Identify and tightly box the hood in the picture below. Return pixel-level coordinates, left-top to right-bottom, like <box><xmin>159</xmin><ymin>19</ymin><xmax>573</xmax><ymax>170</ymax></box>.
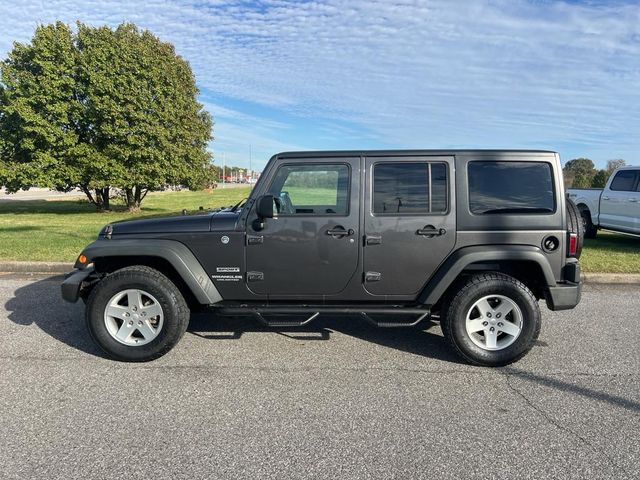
<box><xmin>101</xmin><ymin>210</ymin><xmax>240</xmax><ymax>236</ymax></box>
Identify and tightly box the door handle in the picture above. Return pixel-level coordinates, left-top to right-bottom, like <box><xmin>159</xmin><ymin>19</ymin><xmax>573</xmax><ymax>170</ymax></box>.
<box><xmin>602</xmin><ymin>196</ymin><xmax>610</xmax><ymax>200</ymax></box>
<box><xmin>417</xmin><ymin>226</ymin><xmax>446</xmax><ymax>237</ymax></box>
<box><xmin>365</xmin><ymin>235</ymin><xmax>382</xmax><ymax>245</ymax></box>
<box><xmin>326</xmin><ymin>227</ymin><xmax>355</xmax><ymax>237</ymax></box>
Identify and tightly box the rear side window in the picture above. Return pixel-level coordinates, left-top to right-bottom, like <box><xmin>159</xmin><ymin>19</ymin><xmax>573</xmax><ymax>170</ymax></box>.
<box><xmin>610</xmin><ymin>170</ymin><xmax>638</xmax><ymax>192</ymax></box>
<box><xmin>373</xmin><ymin>162</ymin><xmax>448</xmax><ymax>214</ymax></box>
<box><xmin>468</xmin><ymin>161</ymin><xmax>555</xmax><ymax>214</ymax></box>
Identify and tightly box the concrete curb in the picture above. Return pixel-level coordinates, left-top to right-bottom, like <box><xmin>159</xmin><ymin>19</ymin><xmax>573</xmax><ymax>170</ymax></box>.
<box><xmin>0</xmin><ymin>261</ymin><xmax>73</xmax><ymax>274</ymax></box>
<box><xmin>580</xmin><ymin>273</ymin><xmax>640</xmax><ymax>285</ymax></box>
<box><xmin>1</xmin><ymin>261</ymin><xmax>639</xmax><ymax>284</ymax></box>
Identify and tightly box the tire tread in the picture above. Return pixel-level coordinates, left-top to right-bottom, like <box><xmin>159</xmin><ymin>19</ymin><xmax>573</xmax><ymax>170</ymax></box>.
<box><xmin>441</xmin><ymin>272</ymin><xmax>541</xmax><ymax>367</ymax></box>
<box><xmin>86</xmin><ymin>265</ymin><xmax>189</xmax><ymax>362</ymax></box>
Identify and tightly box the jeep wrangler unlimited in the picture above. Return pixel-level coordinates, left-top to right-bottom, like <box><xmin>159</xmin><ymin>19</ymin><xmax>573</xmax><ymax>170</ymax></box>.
<box><xmin>62</xmin><ymin>150</ymin><xmax>582</xmax><ymax>366</ymax></box>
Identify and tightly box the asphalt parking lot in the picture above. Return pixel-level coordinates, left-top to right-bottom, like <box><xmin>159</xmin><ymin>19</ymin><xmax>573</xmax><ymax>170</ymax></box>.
<box><xmin>0</xmin><ymin>275</ymin><xmax>638</xmax><ymax>480</ymax></box>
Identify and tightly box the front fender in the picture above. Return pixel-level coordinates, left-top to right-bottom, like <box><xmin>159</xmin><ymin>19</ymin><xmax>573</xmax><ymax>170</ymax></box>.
<box><xmin>77</xmin><ymin>239</ymin><xmax>222</xmax><ymax>305</ymax></box>
<box><xmin>418</xmin><ymin>245</ymin><xmax>557</xmax><ymax>306</ymax></box>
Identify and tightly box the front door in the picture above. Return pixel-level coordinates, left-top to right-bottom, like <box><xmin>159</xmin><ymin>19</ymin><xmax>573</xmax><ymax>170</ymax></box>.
<box><xmin>363</xmin><ymin>156</ymin><xmax>456</xmax><ymax>296</ymax></box>
<box><xmin>245</xmin><ymin>158</ymin><xmax>360</xmax><ymax>296</ymax></box>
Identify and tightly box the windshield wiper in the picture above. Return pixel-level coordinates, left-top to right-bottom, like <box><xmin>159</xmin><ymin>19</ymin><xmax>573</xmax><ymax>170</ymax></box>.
<box><xmin>230</xmin><ymin>198</ymin><xmax>248</xmax><ymax>212</ymax></box>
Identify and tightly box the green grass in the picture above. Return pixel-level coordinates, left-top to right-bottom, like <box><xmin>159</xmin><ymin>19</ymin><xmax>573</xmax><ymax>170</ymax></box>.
<box><xmin>0</xmin><ymin>188</ymin><xmax>638</xmax><ymax>273</ymax></box>
<box><xmin>581</xmin><ymin>231</ymin><xmax>640</xmax><ymax>274</ymax></box>
<box><xmin>285</xmin><ymin>186</ymin><xmax>338</xmax><ymax>205</ymax></box>
<box><xmin>0</xmin><ymin>188</ymin><xmax>251</xmax><ymax>262</ymax></box>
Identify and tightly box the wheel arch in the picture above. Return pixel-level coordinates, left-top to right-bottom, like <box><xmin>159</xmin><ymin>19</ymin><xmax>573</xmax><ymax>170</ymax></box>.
<box><xmin>78</xmin><ymin>239</ymin><xmax>222</xmax><ymax>305</ymax></box>
<box><xmin>418</xmin><ymin>245</ymin><xmax>556</xmax><ymax>307</ymax></box>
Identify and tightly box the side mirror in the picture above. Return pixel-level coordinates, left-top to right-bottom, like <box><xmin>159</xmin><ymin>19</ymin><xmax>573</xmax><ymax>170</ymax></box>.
<box><xmin>256</xmin><ymin>194</ymin><xmax>276</xmax><ymax>219</ymax></box>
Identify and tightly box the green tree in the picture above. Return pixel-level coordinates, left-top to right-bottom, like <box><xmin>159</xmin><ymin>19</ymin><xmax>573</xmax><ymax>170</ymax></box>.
<box><xmin>572</xmin><ymin>173</ymin><xmax>593</xmax><ymax>188</ymax></box>
<box><xmin>591</xmin><ymin>169</ymin><xmax>609</xmax><ymax>188</ymax></box>
<box><xmin>0</xmin><ymin>22</ymin><xmax>212</xmax><ymax>210</ymax></box>
<box><xmin>563</xmin><ymin>158</ymin><xmax>595</xmax><ymax>188</ymax></box>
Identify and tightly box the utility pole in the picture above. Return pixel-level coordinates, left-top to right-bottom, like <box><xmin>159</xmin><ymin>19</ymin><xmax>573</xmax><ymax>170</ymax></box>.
<box><xmin>222</xmin><ymin>152</ymin><xmax>225</xmax><ymax>189</ymax></box>
<box><xmin>249</xmin><ymin>145</ymin><xmax>253</xmax><ymax>184</ymax></box>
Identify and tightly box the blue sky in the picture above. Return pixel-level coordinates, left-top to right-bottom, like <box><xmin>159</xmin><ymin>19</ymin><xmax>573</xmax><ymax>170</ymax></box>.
<box><xmin>1</xmin><ymin>0</ymin><xmax>638</xmax><ymax>170</ymax></box>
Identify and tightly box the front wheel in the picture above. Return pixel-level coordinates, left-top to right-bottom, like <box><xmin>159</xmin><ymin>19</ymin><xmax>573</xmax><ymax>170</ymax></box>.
<box><xmin>441</xmin><ymin>273</ymin><xmax>541</xmax><ymax>367</ymax></box>
<box><xmin>86</xmin><ymin>266</ymin><xmax>190</xmax><ymax>361</ymax></box>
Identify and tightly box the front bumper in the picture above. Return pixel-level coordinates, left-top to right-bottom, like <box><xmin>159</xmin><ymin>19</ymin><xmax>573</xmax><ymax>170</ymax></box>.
<box><xmin>545</xmin><ymin>281</ymin><xmax>582</xmax><ymax>311</ymax></box>
<box><xmin>61</xmin><ymin>266</ymin><xmax>96</xmax><ymax>303</ymax></box>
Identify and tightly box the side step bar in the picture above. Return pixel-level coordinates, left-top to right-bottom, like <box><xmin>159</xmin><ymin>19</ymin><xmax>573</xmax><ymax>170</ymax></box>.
<box><xmin>215</xmin><ymin>306</ymin><xmax>431</xmax><ymax>328</ymax></box>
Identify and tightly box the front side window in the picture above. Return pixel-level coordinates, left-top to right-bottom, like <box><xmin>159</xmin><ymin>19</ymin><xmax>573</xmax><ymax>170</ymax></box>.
<box><xmin>610</xmin><ymin>170</ymin><xmax>637</xmax><ymax>192</ymax></box>
<box><xmin>268</xmin><ymin>164</ymin><xmax>350</xmax><ymax>215</ymax></box>
<box><xmin>468</xmin><ymin>161</ymin><xmax>555</xmax><ymax>214</ymax></box>
<box><xmin>372</xmin><ymin>162</ymin><xmax>448</xmax><ymax>215</ymax></box>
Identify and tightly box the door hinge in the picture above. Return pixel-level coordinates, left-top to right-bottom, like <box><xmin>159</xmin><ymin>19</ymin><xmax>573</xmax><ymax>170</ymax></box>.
<box><xmin>247</xmin><ymin>271</ymin><xmax>264</xmax><ymax>282</ymax></box>
<box><xmin>364</xmin><ymin>271</ymin><xmax>382</xmax><ymax>282</ymax></box>
<box><xmin>247</xmin><ymin>235</ymin><xmax>264</xmax><ymax>245</ymax></box>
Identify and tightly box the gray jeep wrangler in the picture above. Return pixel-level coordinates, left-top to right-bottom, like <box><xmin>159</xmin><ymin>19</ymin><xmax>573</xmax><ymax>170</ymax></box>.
<box><xmin>62</xmin><ymin>150</ymin><xmax>582</xmax><ymax>366</ymax></box>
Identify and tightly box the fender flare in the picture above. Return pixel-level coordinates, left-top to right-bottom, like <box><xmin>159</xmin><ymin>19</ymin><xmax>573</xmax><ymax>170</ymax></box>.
<box><xmin>78</xmin><ymin>239</ymin><xmax>222</xmax><ymax>304</ymax></box>
<box><xmin>418</xmin><ymin>245</ymin><xmax>556</xmax><ymax>306</ymax></box>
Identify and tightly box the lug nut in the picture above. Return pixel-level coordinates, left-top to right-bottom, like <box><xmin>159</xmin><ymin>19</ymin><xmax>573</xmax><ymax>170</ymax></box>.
<box><xmin>487</xmin><ymin>313</ymin><xmax>492</xmax><ymax>318</ymax></box>
<box><xmin>128</xmin><ymin>321</ymin><xmax>133</xmax><ymax>326</ymax></box>
<box><xmin>498</xmin><ymin>322</ymin><xmax>503</xmax><ymax>327</ymax></box>
<box><xmin>132</xmin><ymin>306</ymin><xmax>137</xmax><ymax>312</ymax></box>
<box><xmin>124</xmin><ymin>312</ymin><xmax>130</xmax><ymax>317</ymax></box>
<box><xmin>496</xmin><ymin>313</ymin><xmax>502</xmax><ymax>318</ymax></box>
<box><xmin>482</xmin><ymin>321</ymin><xmax>488</xmax><ymax>326</ymax></box>
<box><xmin>138</xmin><ymin>321</ymin><xmax>142</xmax><ymax>326</ymax></box>
<box><xmin>489</xmin><ymin>326</ymin><xmax>495</xmax><ymax>332</ymax></box>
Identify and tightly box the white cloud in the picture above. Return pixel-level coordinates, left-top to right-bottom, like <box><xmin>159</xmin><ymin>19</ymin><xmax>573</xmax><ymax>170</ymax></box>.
<box><xmin>1</xmin><ymin>0</ymin><xmax>638</xmax><ymax>166</ymax></box>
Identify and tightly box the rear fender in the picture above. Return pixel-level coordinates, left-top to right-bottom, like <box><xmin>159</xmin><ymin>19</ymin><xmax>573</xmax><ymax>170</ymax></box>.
<box><xmin>418</xmin><ymin>245</ymin><xmax>556</xmax><ymax>306</ymax></box>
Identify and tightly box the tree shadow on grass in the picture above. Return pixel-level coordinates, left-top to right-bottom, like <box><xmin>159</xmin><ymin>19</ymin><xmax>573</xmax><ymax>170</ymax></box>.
<box><xmin>0</xmin><ymin>199</ymin><xmax>164</xmax><ymax>215</ymax></box>
<box><xmin>0</xmin><ymin>225</ymin><xmax>44</xmax><ymax>233</ymax></box>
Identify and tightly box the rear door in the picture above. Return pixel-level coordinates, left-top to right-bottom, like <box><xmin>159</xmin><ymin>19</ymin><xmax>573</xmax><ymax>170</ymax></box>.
<box><xmin>363</xmin><ymin>156</ymin><xmax>456</xmax><ymax>296</ymax></box>
<box><xmin>600</xmin><ymin>169</ymin><xmax>639</xmax><ymax>232</ymax></box>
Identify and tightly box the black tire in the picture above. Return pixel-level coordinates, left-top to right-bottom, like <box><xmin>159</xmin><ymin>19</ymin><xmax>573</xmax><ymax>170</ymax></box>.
<box><xmin>579</xmin><ymin>207</ymin><xmax>598</xmax><ymax>239</ymax></box>
<box><xmin>441</xmin><ymin>273</ymin><xmax>541</xmax><ymax>367</ymax></box>
<box><xmin>86</xmin><ymin>266</ymin><xmax>190</xmax><ymax>362</ymax></box>
<box><xmin>566</xmin><ymin>198</ymin><xmax>584</xmax><ymax>258</ymax></box>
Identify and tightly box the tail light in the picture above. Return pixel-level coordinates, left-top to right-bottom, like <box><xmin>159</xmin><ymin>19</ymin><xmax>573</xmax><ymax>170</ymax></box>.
<box><xmin>568</xmin><ymin>233</ymin><xmax>578</xmax><ymax>257</ymax></box>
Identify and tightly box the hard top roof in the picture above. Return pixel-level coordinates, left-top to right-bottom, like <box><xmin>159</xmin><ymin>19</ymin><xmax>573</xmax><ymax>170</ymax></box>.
<box><xmin>275</xmin><ymin>149</ymin><xmax>558</xmax><ymax>159</ymax></box>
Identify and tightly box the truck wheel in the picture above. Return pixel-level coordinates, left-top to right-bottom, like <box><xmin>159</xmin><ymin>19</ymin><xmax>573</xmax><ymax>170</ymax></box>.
<box><xmin>85</xmin><ymin>266</ymin><xmax>190</xmax><ymax>362</ymax></box>
<box><xmin>566</xmin><ymin>198</ymin><xmax>584</xmax><ymax>257</ymax></box>
<box><xmin>580</xmin><ymin>208</ymin><xmax>598</xmax><ymax>239</ymax></box>
<box><xmin>441</xmin><ymin>273</ymin><xmax>541</xmax><ymax>367</ymax></box>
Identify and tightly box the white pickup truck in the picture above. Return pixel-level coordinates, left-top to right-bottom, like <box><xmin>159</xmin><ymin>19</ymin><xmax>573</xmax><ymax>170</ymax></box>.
<box><xmin>567</xmin><ymin>166</ymin><xmax>640</xmax><ymax>238</ymax></box>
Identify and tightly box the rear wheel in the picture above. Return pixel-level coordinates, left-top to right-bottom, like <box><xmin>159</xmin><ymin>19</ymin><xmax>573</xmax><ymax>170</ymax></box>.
<box><xmin>580</xmin><ymin>208</ymin><xmax>598</xmax><ymax>239</ymax></box>
<box><xmin>441</xmin><ymin>273</ymin><xmax>541</xmax><ymax>367</ymax></box>
<box><xmin>86</xmin><ymin>266</ymin><xmax>190</xmax><ymax>361</ymax></box>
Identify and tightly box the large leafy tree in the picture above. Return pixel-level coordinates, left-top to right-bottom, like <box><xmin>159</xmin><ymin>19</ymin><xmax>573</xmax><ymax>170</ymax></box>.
<box><xmin>563</xmin><ymin>158</ymin><xmax>596</xmax><ymax>189</ymax></box>
<box><xmin>0</xmin><ymin>22</ymin><xmax>212</xmax><ymax>210</ymax></box>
